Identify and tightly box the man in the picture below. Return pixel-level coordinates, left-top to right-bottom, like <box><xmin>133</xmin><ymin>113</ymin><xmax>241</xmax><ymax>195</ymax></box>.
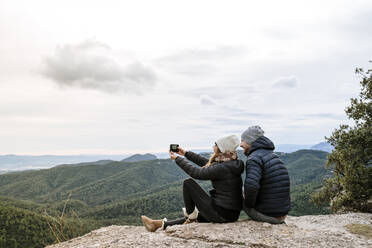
<box><xmin>240</xmin><ymin>125</ymin><xmax>290</xmax><ymax>224</ymax></box>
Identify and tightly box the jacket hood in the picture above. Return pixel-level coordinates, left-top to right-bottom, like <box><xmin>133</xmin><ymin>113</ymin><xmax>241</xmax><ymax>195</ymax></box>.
<box><xmin>248</xmin><ymin>136</ymin><xmax>275</xmax><ymax>155</ymax></box>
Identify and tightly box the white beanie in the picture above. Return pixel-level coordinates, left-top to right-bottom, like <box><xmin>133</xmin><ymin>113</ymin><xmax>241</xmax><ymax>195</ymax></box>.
<box><xmin>215</xmin><ymin>135</ymin><xmax>240</xmax><ymax>153</ymax></box>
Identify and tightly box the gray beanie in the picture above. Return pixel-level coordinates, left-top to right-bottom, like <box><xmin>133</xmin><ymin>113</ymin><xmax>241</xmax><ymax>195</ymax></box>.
<box><xmin>241</xmin><ymin>125</ymin><xmax>265</xmax><ymax>144</ymax></box>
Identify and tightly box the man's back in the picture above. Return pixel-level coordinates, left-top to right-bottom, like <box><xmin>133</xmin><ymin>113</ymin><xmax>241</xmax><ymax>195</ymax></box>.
<box><xmin>244</xmin><ymin>136</ymin><xmax>291</xmax><ymax>217</ymax></box>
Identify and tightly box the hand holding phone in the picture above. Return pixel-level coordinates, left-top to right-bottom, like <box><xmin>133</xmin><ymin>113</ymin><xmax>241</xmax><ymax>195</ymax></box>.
<box><xmin>170</xmin><ymin>144</ymin><xmax>179</xmax><ymax>152</ymax></box>
<box><xmin>176</xmin><ymin>147</ymin><xmax>186</xmax><ymax>156</ymax></box>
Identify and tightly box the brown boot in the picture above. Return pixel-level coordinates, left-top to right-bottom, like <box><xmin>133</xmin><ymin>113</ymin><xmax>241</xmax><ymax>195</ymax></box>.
<box><xmin>141</xmin><ymin>215</ymin><xmax>165</xmax><ymax>232</ymax></box>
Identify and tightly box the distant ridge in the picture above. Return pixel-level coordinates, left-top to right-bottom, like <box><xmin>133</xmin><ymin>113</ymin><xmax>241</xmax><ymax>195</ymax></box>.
<box><xmin>56</xmin><ymin>159</ymin><xmax>114</xmax><ymax>168</ymax></box>
<box><xmin>121</xmin><ymin>153</ymin><xmax>157</xmax><ymax>162</ymax></box>
<box><xmin>0</xmin><ymin>154</ymin><xmax>128</xmax><ymax>172</ymax></box>
<box><xmin>275</xmin><ymin>144</ymin><xmax>313</xmax><ymax>153</ymax></box>
<box><xmin>0</xmin><ymin>141</ymin><xmax>333</xmax><ymax>172</ymax></box>
<box><xmin>310</xmin><ymin>142</ymin><xmax>334</xmax><ymax>153</ymax></box>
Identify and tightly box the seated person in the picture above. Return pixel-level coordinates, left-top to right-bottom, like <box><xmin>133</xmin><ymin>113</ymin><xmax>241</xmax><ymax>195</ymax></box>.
<box><xmin>141</xmin><ymin>135</ymin><xmax>244</xmax><ymax>231</ymax></box>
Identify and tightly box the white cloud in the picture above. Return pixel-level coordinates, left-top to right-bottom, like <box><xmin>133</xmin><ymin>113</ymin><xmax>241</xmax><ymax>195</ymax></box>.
<box><xmin>272</xmin><ymin>76</ymin><xmax>298</xmax><ymax>88</ymax></box>
<box><xmin>41</xmin><ymin>40</ymin><xmax>157</xmax><ymax>94</ymax></box>
<box><xmin>153</xmin><ymin>45</ymin><xmax>248</xmax><ymax>77</ymax></box>
<box><xmin>200</xmin><ymin>94</ymin><xmax>217</xmax><ymax>106</ymax></box>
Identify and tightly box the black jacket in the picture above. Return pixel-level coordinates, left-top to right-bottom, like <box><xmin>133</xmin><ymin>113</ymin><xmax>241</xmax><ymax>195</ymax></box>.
<box><xmin>175</xmin><ymin>151</ymin><xmax>244</xmax><ymax>211</ymax></box>
<box><xmin>244</xmin><ymin>136</ymin><xmax>291</xmax><ymax>217</ymax></box>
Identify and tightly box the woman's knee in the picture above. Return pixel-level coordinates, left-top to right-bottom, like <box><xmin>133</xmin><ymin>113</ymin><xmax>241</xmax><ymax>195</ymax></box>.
<box><xmin>183</xmin><ymin>178</ymin><xmax>197</xmax><ymax>188</ymax></box>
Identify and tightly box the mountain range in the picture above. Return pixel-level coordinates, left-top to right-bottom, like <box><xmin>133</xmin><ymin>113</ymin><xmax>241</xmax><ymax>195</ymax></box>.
<box><xmin>0</xmin><ymin>142</ymin><xmax>333</xmax><ymax>173</ymax></box>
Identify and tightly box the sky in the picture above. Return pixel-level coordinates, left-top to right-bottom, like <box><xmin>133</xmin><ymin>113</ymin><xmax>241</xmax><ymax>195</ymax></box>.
<box><xmin>1</xmin><ymin>0</ymin><xmax>371</xmax><ymax>155</ymax></box>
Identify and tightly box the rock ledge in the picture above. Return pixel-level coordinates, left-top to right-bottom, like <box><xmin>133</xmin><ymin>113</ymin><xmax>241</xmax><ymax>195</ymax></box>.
<box><xmin>47</xmin><ymin>213</ymin><xmax>372</xmax><ymax>248</ymax></box>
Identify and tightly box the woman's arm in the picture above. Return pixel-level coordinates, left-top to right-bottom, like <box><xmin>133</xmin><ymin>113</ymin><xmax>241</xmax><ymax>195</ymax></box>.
<box><xmin>176</xmin><ymin>147</ymin><xmax>209</xmax><ymax>167</ymax></box>
<box><xmin>174</xmin><ymin>156</ymin><xmax>223</xmax><ymax>180</ymax></box>
<box><xmin>184</xmin><ymin>151</ymin><xmax>209</xmax><ymax>167</ymax></box>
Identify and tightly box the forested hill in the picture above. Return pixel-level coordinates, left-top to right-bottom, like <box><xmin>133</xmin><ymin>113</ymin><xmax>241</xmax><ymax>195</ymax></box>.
<box><xmin>0</xmin><ymin>149</ymin><xmax>331</xmax><ymax>248</ymax></box>
<box><xmin>0</xmin><ymin>150</ymin><xmax>330</xmax><ymax>204</ymax></box>
<box><xmin>0</xmin><ymin>159</ymin><xmax>185</xmax><ymax>205</ymax></box>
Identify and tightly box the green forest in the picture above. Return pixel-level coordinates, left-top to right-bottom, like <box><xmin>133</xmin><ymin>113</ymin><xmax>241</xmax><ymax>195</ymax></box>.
<box><xmin>0</xmin><ymin>149</ymin><xmax>332</xmax><ymax>248</ymax></box>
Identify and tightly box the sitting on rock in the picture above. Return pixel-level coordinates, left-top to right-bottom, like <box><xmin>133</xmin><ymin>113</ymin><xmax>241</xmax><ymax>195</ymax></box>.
<box><xmin>240</xmin><ymin>125</ymin><xmax>291</xmax><ymax>224</ymax></box>
<box><xmin>141</xmin><ymin>135</ymin><xmax>244</xmax><ymax>232</ymax></box>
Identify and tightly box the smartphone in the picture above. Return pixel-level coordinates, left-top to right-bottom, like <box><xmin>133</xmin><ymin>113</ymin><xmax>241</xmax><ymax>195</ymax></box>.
<box><xmin>170</xmin><ymin>144</ymin><xmax>179</xmax><ymax>152</ymax></box>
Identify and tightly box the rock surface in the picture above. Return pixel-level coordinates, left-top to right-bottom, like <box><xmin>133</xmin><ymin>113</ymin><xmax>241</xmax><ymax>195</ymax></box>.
<box><xmin>47</xmin><ymin>213</ymin><xmax>372</xmax><ymax>248</ymax></box>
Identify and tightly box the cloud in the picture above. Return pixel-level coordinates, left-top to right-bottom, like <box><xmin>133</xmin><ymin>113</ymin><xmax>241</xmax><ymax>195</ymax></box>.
<box><xmin>154</xmin><ymin>45</ymin><xmax>248</xmax><ymax>76</ymax></box>
<box><xmin>304</xmin><ymin>113</ymin><xmax>346</xmax><ymax>120</ymax></box>
<box><xmin>228</xmin><ymin>110</ymin><xmax>281</xmax><ymax>119</ymax></box>
<box><xmin>338</xmin><ymin>8</ymin><xmax>372</xmax><ymax>40</ymax></box>
<box><xmin>186</xmin><ymin>86</ymin><xmax>257</xmax><ymax>99</ymax></box>
<box><xmin>272</xmin><ymin>76</ymin><xmax>298</xmax><ymax>88</ymax></box>
<box><xmin>200</xmin><ymin>94</ymin><xmax>216</xmax><ymax>105</ymax></box>
<box><xmin>159</xmin><ymin>45</ymin><xmax>248</xmax><ymax>62</ymax></box>
<box><xmin>261</xmin><ymin>27</ymin><xmax>296</xmax><ymax>40</ymax></box>
<box><xmin>41</xmin><ymin>40</ymin><xmax>157</xmax><ymax>94</ymax></box>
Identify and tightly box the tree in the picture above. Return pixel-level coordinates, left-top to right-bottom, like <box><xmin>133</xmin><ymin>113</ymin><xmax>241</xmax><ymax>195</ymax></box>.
<box><xmin>312</xmin><ymin>63</ymin><xmax>372</xmax><ymax>213</ymax></box>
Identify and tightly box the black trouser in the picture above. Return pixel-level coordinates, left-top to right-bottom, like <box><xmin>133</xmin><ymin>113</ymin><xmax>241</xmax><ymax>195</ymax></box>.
<box><xmin>242</xmin><ymin>205</ymin><xmax>285</xmax><ymax>224</ymax></box>
<box><xmin>164</xmin><ymin>178</ymin><xmax>228</xmax><ymax>229</ymax></box>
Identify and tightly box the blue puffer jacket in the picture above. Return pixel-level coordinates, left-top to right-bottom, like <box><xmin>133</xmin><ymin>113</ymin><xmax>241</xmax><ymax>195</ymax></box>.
<box><xmin>244</xmin><ymin>136</ymin><xmax>291</xmax><ymax>217</ymax></box>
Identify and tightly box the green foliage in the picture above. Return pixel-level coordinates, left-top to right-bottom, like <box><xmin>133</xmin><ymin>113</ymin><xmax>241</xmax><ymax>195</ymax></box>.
<box><xmin>280</xmin><ymin>150</ymin><xmax>331</xmax><ymax>186</ymax></box>
<box><xmin>0</xmin><ymin>159</ymin><xmax>186</xmax><ymax>205</ymax></box>
<box><xmin>312</xmin><ymin>64</ymin><xmax>372</xmax><ymax>213</ymax></box>
<box><xmin>290</xmin><ymin>182</ymin><xmax>331</xmax><ymax>216</ymax></box>
<box><xmin>0</xmin><ymin>203</ymin><xmax>95</xmax><ymax>248</ymax></box>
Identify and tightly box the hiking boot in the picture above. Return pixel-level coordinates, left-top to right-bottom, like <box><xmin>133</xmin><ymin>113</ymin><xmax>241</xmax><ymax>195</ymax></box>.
<box><xmin>141</xmin><ymin>215</ymin><xmax>166</xmax><ymax>232</ymax></box>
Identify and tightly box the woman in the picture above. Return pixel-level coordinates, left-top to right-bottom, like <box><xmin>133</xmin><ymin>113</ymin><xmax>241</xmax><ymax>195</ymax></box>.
<box><xmin>141</xmin><ymin>134</ymin><xmax>244</xmax><ymax>232</ymax></box>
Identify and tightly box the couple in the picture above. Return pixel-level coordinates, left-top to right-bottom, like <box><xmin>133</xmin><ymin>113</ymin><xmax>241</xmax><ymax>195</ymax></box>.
<box><xmin>141</xmin><ymin>125</ymin><xmax>291</xmax><ymax>232</ymax></box>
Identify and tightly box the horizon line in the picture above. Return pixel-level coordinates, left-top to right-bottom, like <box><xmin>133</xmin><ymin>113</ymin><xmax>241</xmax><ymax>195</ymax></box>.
<box><xmin>0</xmin><ymin>143</ymin><xmax>323</xmax><ymax>156</ymax></box>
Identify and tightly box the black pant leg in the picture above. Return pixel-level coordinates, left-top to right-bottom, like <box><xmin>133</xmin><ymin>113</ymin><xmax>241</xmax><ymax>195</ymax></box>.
<box><xmin>163</xmin><ymin>217</ymin><xmax>186</xmax><ymax>229</ymax></box>
<box><xmin>182</xmin><ymin>178</ymin><xmax>226</xmax><ymax>223</ymax></box>
<box><xmin>183</xmin><ymin>178</ymin><xmax>200</xmax><ymax>214</ymax></box>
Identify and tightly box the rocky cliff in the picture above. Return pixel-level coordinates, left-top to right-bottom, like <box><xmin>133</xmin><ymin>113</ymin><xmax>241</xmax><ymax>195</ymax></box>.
<box><xmin>47</xmin><ymin>213</ymin><xmax>372</xmax><ymax>248</ymax></box>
